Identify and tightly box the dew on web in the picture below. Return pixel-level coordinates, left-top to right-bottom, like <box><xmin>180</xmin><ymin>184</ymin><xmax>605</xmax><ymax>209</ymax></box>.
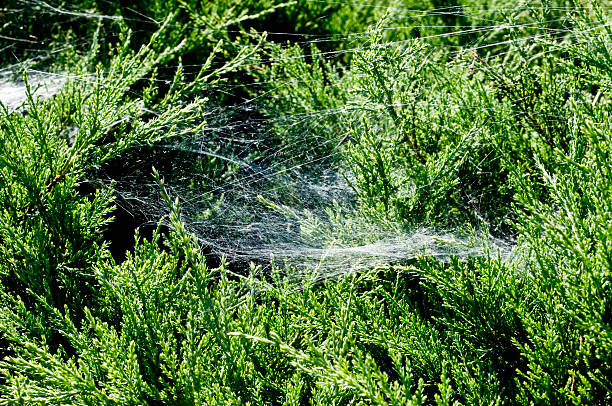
<box><xmin>1</xmin><ymin>0</ymin><xmax>559</xmax><ymax>282</ymax></box>
<box><xmin>0</xmin><ymin>71</ymin><xmax>66</xmax><ymax>112</ymax></box>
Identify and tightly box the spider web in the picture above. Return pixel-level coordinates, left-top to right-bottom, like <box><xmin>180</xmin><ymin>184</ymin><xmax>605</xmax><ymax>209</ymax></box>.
<box><xmin>1</xmin><ymin>0</ymin><xmax>584</xmax><ymax>277</ymax></box>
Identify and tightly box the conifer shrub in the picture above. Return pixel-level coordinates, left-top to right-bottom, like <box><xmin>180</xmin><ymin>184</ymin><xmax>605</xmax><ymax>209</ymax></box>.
<box><xmin>0</xmin><ymin>1</ymin><xmax>610</xmax><ymax>405</ymax></box>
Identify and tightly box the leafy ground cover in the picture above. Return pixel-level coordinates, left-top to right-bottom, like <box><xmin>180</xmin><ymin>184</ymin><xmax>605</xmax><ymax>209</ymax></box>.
<box><xmin>0</xmin><ymin>0</ymin><xmax>610</xmax><ymax>404</ymax></box>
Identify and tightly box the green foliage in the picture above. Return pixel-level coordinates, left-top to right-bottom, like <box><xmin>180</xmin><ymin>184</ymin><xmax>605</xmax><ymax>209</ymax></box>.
<box><xmin>0</xmin><ymin>0</ymin><xmax>611</xmax><ymax>405</ymax></box>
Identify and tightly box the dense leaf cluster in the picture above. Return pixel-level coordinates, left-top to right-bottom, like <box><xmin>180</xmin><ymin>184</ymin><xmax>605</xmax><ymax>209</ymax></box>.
<box><xmin>0</xmin><ymin>1</ymin><xmax>610</xmax><ymax>404</ymax></box>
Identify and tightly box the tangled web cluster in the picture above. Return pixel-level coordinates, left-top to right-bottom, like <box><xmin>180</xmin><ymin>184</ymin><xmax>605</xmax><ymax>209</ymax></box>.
<box><xmin>0</xmin><ymin>70</ymin><xmax>65</xmax><ymax>112</ymax></box>
<box><xmin>101</xmin><ymin>99</ymin><xmax>517</xmax><ymax>278</ymax></box>
<box><xmin>0</xmin><ymin>0</ymin><xmax>534</xmax><ymax>280</ymax></box>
